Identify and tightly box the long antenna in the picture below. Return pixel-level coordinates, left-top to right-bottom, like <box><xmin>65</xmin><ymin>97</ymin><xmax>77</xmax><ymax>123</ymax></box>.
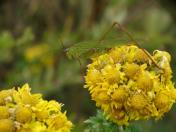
<box><xmin>99</xmin><ymin>22</ymin><xmax>118</xmax><ymax>42</ymax></box>
<box><xmin>113</xmin><ymin>22</ymin><xmax>163</xmax><ymax>70</ymax></box>
<box><xmin>58</xmin><ymin>38</ymin><xmax>65</xmax><ymax>51</ymax></box>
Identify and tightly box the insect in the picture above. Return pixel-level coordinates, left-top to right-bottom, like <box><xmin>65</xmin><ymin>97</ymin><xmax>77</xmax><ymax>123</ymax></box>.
<box><xmin>65</xmin><ymin>21</ymin><xmax>163</xmax><ymax>71</ymax></box>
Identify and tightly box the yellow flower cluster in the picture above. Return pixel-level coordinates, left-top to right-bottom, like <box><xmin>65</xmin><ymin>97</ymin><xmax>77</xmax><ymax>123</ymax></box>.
<box><xmin>25</xmin><ymin>44</ymin><xmax>54</xmax><ymax>67</ymax></box>
<box><xmin>85</xmin><ymin>45</ymin><xmax>176</xmax><ymax>125</ymax></box>
<box><xmin>0</xmin><ymin>84</ymin><xmax>72</xmax><ymax>132</ymax></box>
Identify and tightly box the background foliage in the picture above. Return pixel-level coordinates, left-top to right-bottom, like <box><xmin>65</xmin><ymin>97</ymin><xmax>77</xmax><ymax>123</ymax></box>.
<box><xmin>0</xmin><ymin>0</ymin><xmax>176</xmax><ymax>131</ymax></box>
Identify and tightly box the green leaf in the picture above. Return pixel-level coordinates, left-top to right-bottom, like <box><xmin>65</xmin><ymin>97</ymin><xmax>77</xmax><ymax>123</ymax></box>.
<box><xmin>84</xmin><ymin>110</ymin><xmax>119</xmax><ymax>132</ymax></box>
<box><xmin>124</xmin><ymin>124</ymin><xmax>141</xmax><ymax>132</ymax></box>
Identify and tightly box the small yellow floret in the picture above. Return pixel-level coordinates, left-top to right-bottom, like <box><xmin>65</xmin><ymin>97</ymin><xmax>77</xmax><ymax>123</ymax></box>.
<box><xmin>0</xmin><ymin>89</ymin><xmax>14</xmax><ymax>105</ymax></box>
<box><xmin>137</xmin><ymin>72</ymin><xmax>153</xmax><ymax>91</ymax></box>
<box><xmin>154</xmin><ymin>93</ymin><xmax>170</xmax><ymax>110</ymax></box>
<box><xmin>129</xmin><ymin>94</ymin><xmax>147</xmax><ymax>110</ymax></box>
<box><xmin>35</xmin><ymin>110</ymin><xmax>49</xmax><ymax>121</ymax></box>
<box><xmin>0</xmin><ymin>106</ymin><xmax>10</xmax><ymax>119</ymax></box>
<box><xmin>111</xmin><ymin>87</ymin><xmax>128</xmax><ymax>102</ymax></box>
<box><xmin>124</xmin><ymin>63</ymin><xmax>140</xmax><ymax>79</ymax></box>
<box><xmin>15</xmin><ymin>106</ymin><xmax>32</xmax><ymax>123</ymax></box>
<box><xmin>0</xmin><ymin>119</ymin><xmax>14</xmax><ymax>132</ymax></box>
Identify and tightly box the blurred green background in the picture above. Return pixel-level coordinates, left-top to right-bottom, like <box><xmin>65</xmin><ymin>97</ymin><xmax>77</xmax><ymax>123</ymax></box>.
<box><xmin>0</xmin><ymin>0</ymin><xmax>176</xmax><ymax>131</ymax></box>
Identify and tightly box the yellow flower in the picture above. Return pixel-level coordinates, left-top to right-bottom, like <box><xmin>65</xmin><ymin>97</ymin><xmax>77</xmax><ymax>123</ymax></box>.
<box><xmin>0</xmin><ymin>106</ymin><xmax>10</xmax><ymax>119</ymax></box>
<box><xmin>137</xmin><ymin>71</ymin><xmax>153</xmax><ymax>91</ymax></box>
<box><xmin>128</xmin><ymin>94</ymin><xmax>147</xmax><ymax>110</ymax></box>
<box><xmin>47</xmin><ymin>113</ymin><xmax>73</xmax><ymax>132</ymax></box>
<box><xmin>102</xmin><ymin>65</ymin><xmax>121</xmax><ymax>84</ymax></box>
<box><xmin>123</xmin><ymin>63</ymin><xmax>140</xmax><ymax>79</ymax></box>
<box><xmin>154</xmin><ymin>90</ymin><xmax>174</xmax><ymax>116</ymax></box>
<box><xmin>24</xmin><ymin>44</ymin><xmax>54</xmax><ymax>67</ymax></box>
<box><xmin>0</xmin><ymin>119</ymin><xmax>14</xmax><ymax>132</ymax></box>
<box><xmin>15</xmin><ymin>106</ymin><xmax>32</xmax><ymax>123</ymax></box>
<box><xmin>111</xmin><ymin>86</ymin><xmax>128</xmax><ymax>103</ymax></box>
<box><xmin>24</xmin><ymin>44</ymin><xmax>49</xmax><ymax>62</ymax></box>
<box><xmin>13</xmin><ymin>84</ymin><xmax>41</xmax><ymax>106</ymax></box>
<box><xmin>0</xmin><ymin>89</ymin><xmax>14</xmax><ymax>105</ymax></box>
<box><xmin>17</xmin><ymin>121</ymin><xmax>46</xmax><ymax>132</ymax></box>
<box><xmin>85</xmin><ymin>45</ymin><xmax>176</xmax><ymax>125</ymax></box>
<box><xmin>34</xmin><ymin>100</ymin><xmax>61</xmax><ymax>121</ymax></box>
<box><xmin>0</xmin><ymin>84</ymin><xmax>72</xmax><ymax>131</ymax></box>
